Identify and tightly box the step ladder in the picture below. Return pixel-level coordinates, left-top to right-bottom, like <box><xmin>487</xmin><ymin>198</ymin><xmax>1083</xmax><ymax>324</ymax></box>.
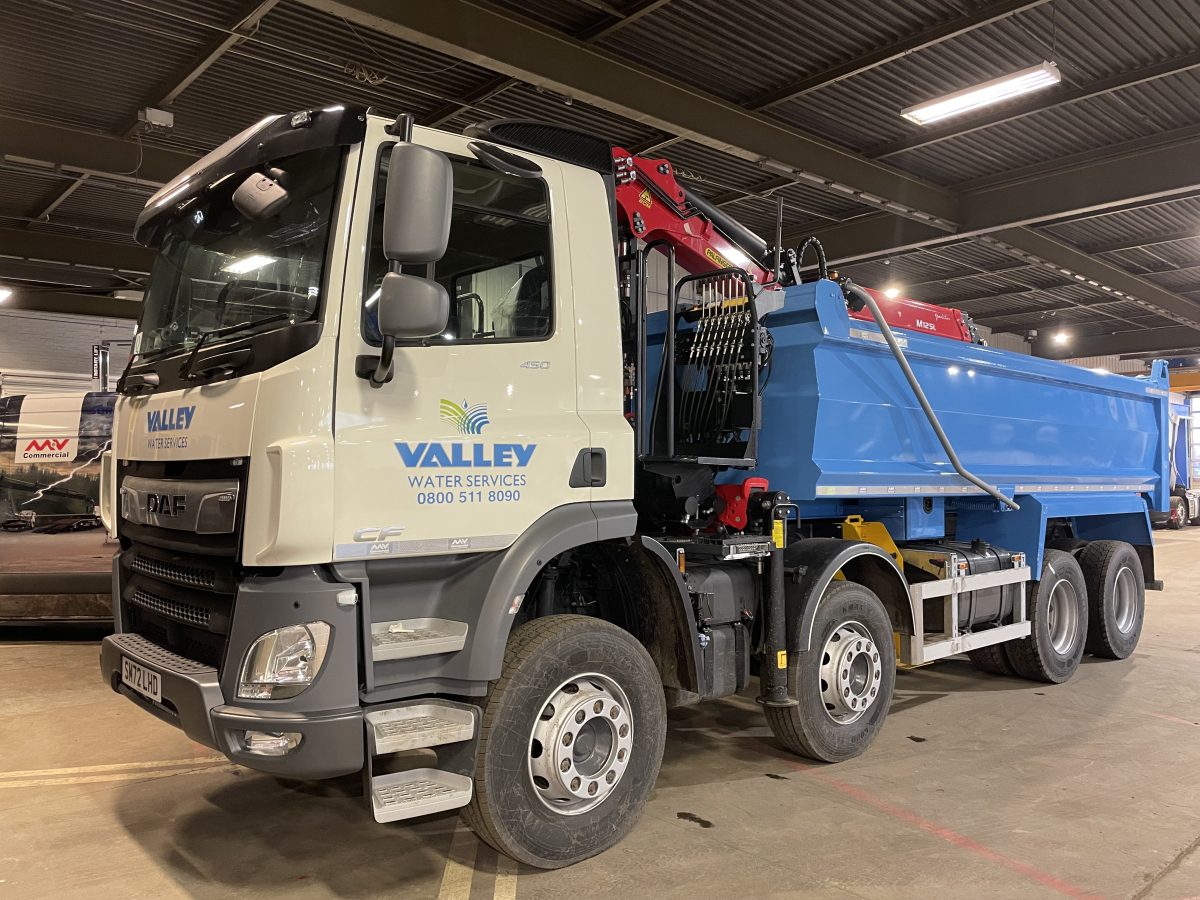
<box><xmin>371</xmin><ymin>618</ymin><xmax>468</xmax><ymax>662</ymax></box>
<box><xmin>364</xmin><ymin>699</ymin><xmax>478</xmax><ymax>824</ymax></box>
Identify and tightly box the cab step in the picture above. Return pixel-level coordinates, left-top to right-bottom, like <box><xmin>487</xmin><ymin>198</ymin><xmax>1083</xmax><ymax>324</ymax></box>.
<box><xmin>370</xmin><ymin>618</ymin><xmax>468</xmax><ymax>661</ymax></box>
<box><xmin>366</xmin><ymin>702</ymin><xmax>475</xmax><ymax>755</ymax></box>
<box><xmin>370</xmin><ymin>769</ymin><xmax>473</xmax><ymax>823</ymax></box>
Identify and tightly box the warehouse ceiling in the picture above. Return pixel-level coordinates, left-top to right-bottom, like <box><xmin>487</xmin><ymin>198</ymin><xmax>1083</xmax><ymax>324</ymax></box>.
<box><xmin>4</xmin><ymin>0</ymin><xmax>1200</xmax><ymax>360</ymax></box>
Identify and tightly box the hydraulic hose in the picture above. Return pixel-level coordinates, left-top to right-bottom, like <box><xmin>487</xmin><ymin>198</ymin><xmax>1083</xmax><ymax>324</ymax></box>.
<box><xmin>843</xmin><ymin>279</ymin><xmax>1020</xmax><ymax>512</ymax></box>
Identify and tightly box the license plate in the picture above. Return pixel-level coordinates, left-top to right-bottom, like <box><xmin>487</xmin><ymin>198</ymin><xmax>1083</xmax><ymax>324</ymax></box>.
<box><xmin>121</xmin><ymin>657</ymin><xmax>161</xmax><ymax>704</ymax></box>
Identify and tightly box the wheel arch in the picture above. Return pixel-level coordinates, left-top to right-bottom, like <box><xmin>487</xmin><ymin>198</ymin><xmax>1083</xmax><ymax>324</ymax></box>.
<box><xmin>785</xmin><ymin>538</ymin><xmax>913</xmax><ymax>654</ymax></box>
<box><xmin>525</xmin><ymin>536</ymin><xmax>703</xmax><ymax>703</ymax></box>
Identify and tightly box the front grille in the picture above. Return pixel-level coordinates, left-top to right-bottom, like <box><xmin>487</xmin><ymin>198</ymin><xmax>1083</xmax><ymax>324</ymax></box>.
<box><xmin>131</xmin><ymin>552</ymin><xmax>216</xmax><ymax>590</ymax></box>
<box><xmin>117</xmin><ymin>458</ymin><xmax>245</xmax><ymax>670</ymax></box>
<box><xmin>129</xmin><ymin>587</ymin><xmax>210</xmax><ymax>628</ymax></box>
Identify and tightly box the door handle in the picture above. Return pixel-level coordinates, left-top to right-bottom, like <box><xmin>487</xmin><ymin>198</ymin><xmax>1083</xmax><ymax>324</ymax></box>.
<box><xmin>570</xmin><ymin>448</ymin><xmax>606</xmax><ymax>488</ymax></box>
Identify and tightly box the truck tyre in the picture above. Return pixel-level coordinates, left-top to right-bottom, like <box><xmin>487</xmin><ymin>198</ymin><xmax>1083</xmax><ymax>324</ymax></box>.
<box><xmin>1077</xmin><ymin>540</ymin><xmax>1144</xmax><ymax>659</ymax></box>
<box><xmin>1167</xmin><ymin>496</ymin><xmax>1186</xmax><ymax>529</ymax></box>
<box><xmin>461</xmin><ymin>615</ymin><xmax>666</xmax><ymax>869</ymax></box>
<box><xmin>1003</xmin><ymin>550</ymin><xmax>1088</xmax><ymax>683</ymax></box>
<box><xmin>765</xmin><ymin>580</ymin><xmax>895</xmax><ymax>763</ymax></box>
<box><xmin>967</xmin><ymin>643</ymin><xmax>1017</xmax><ymax>677</ymax></box>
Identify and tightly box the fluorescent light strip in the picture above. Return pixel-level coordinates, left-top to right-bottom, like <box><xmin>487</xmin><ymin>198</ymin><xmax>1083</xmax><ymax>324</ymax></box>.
<box><xmin>223</xmin><ymin>254</ymin><xmax>274</xmax><ymax>275</ymax></box>
<box><xmin>902</xmin><ymin>62</ymin><xmax>1061</xmax><ymax>126</ymax></box>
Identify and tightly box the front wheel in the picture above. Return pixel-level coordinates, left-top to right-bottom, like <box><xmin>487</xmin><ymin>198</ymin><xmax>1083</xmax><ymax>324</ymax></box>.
<box><xmin>765</xmin><ymin>580</ymin><xmax>896</xmax><ymax>763</ymax></box>
<box><xmin>461</xmin><ymin>615</ymin><xmax>666</xmax><ymax>869</ymax></box>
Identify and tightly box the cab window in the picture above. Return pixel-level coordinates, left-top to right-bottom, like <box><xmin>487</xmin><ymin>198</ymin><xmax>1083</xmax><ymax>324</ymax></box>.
<box><xmin>363</xmin><ymin>151</ymin><xmax>553</xmax><ymax>344</ymax></box>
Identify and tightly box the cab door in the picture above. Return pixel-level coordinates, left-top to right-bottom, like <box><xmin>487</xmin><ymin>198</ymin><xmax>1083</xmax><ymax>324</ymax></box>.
<box><xmin>330</xmin><ymin>121</ymin><xmax>591</xmax><ymax>562</ymax></box>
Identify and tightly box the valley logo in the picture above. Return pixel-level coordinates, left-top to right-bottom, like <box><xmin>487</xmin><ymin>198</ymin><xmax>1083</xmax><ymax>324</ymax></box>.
<box><xmin>439</xmin><ymin>398</ymin><xmax>490</xmax><ymax>435</ymax></box>
<box><xmin>396</xmin><ymin>398</ymin><xmax>536</xmax><ymax>468</ymax></box>
<box><xmin>147</xmin><ymin>405</ymin><xmax>196</xmax><ymax>432</ymax></box>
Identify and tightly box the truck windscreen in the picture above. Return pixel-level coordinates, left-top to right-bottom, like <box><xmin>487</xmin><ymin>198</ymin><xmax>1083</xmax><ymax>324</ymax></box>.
<box><xmin>133</xmin><ymin>145</ymin><xmax>341</xmax><ymax>360</ymax></box>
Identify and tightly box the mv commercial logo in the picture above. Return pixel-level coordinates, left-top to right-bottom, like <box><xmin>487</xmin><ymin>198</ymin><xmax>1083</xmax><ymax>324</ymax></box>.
<box><xmin>395</xmin><ymin>399</ymin><xmax>537</xmax><ymax>468</ymax></box>
<box><xmin>21</xmin><ymin>438</ymin><xmax>73</xmax><ymax>461</ymax></box>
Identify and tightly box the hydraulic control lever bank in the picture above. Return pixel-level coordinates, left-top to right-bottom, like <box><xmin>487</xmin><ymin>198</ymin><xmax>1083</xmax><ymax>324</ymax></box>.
<box><xmin>101</xmin><ymin>106</ymin><xmax>1168</xmax><ymax>869</ymax></box>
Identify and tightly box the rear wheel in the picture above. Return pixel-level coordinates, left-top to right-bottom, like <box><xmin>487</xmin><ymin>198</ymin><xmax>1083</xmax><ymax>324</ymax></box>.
<box><xmin>1167</xmin><ymin>496</ymin><xmax>1186</xmax><ymax>529</ymax></box>
<box><xmin>462</xmin><ymin>615</ymin><xmax>666</xmax><ymax>869</ymax></box>
<box><xmin>765</xmin><ymin>581</ymin><xmax>895</xmax><ymax>763</ymax></box>
<box><xmin>968</xmin><ymin>642</ymin><xmax>1018</xmax><ymax>677</ymax></box>
<box><xmin>1077</xmin><ymin>540</ymin><xmax>1144</xmax><ymax>659</ymax></box>
<box><xmin>1004</xmin><ymin>550</ymin><xmax>1088</xmax><ymax>683</ymax></box>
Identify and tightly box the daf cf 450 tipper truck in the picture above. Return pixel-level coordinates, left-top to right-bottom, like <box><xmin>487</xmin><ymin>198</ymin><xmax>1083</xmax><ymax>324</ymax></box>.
<box><xmin>100</xmin><ymin>106</ymin><xmax>1168</xmax><ymax>869</ymax></box>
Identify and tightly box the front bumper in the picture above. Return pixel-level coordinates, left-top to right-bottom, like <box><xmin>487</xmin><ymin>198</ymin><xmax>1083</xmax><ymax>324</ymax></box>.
<box><xmin>101</xmin><ymin>631</ymin><xmax>364</xmax><ymax>780</ymax></box>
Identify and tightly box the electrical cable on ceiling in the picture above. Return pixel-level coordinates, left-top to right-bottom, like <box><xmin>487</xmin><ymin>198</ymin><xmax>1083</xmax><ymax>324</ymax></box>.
<box><xmin>341</xmin><ymin>16</ymin><xmax>464</xmax><ymax>76</ymax></box>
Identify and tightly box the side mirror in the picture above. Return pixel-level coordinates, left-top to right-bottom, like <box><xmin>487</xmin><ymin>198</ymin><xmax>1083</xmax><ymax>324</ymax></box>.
<box><xmin>363</xmin><ymin>274</ymin><xmax>451</xmax><ymax>387</ymax></box>
<box><xmin>363</xmin><ymin>143</ymin><xmax>454</xmax><ymax>389</ymax></box>
<box><xmin>377</xmin><ymin>272</ymin><xmax>449</xmax><ymax>341</ymax></box>
<box><xmin>382</xmin><ymin>143</ymin><xmax>452</xmax><ymax>264</ymax></box>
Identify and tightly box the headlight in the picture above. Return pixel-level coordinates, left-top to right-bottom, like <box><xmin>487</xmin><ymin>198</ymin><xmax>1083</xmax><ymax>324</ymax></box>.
<box><xmin>238</xmin><ymin>621</ymin><xmax>331</xmax><ymax>699</ymax></box>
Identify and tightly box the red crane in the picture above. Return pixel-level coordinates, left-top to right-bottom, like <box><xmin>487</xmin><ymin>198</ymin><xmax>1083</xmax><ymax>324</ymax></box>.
<box><xmin>610</xmin><ymin>146</ymin><xmax>979</xmax><ymax>343</ymax></box>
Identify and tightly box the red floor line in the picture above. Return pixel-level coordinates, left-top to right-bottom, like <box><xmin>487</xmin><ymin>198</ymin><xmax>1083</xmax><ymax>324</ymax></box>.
<box><xmin>1148</xmin><ymin>711</ymin><xmax>1199</xmax><ymax>727</ymax></box>
<box><xmin>805</xmin><ymin>770</ymin><xmax>1102</xmax><ymax>899</ymax></box>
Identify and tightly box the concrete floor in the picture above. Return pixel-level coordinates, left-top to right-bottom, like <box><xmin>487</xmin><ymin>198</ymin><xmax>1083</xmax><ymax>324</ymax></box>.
<box><xmin>2</xmin><ymin>531</ymin><xmax>1199</xmax><ymax>899</ymax></box>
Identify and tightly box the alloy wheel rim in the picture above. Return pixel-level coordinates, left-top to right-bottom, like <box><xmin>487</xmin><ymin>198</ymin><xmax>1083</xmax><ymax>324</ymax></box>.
<box><xmin>1045</xmin><ymin>577</ymin><xmax>1080</xmax><ymax>654</ymax></box>
<box><xmin>819</xmin><ymin>620</ymin><xmax>883</xmax><ymax>724</ymax></box>
<box><xmin>1113</xmin><ymin>565</ymin><xmax>1139</xmax><ymax>634</ymax></box>
<box><xmin>527</xmin><ymin>672</ymin><xmax>633</xmax><ymax>816</ymax></box>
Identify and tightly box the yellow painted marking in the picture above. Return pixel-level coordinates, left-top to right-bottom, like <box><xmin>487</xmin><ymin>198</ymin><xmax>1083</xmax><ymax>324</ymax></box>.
<box><xmin>0</xmin><ymin>756</ymin><xmax>225</xmax><ymax>779</ymax></box>
<box><xmin>0</xmin><ymin>765</ymin><xmax>226</xmax><ymax>789</ymax></box>
<box><xmin>772</xmin><ymin>519</ymin><xmax>785</xmax><ymax>549</ymax></box>
<box><xmin>494</xmin><ymin>853</ymin><xmax>519</xmax><ymax>900</ymax></box>
<box><xmin>776</xmin><ymin>650</ymin><xmax>787</xmax><ymax>669</ymax></box>
<box><xmin>437</xmin><ymin>824</ymin><xmax>479</xmax><ymax>900</ymax></box>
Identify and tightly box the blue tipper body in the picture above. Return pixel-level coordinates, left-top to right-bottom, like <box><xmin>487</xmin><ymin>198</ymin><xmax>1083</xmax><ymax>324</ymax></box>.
<box><xmin>648</xmin><ymin>279</ymin><xmax>1171</xmax><ymax>571</ymax></box>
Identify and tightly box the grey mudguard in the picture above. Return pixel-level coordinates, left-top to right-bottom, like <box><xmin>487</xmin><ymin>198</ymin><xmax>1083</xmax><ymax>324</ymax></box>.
<box><xmin>783</xmin><ymin>538</ymin><xmax>912</xmax><ymax>654</ymax></box>
<box><xmin>346</xmin><ymin>501</ymin><xmax>638</xmax><ymax>700</ymax></box>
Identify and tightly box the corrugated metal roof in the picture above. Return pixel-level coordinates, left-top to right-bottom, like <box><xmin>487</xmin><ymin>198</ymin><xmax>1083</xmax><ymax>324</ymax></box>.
<box><xmin>595</xmin><ymin>0</ymin><xmax>992</xmax><ymax>107</ymax></box>
<box><xmin>485</xmin><ymin>0</ymin><xmax>606</xmax><ymax>35</ymax></box>
<box><xmin>0</xmin><ymin>0</ymin><xmax>235</xmax><ymax>134</ymax></box>
<box><xmin>6</xmin><ymin>0</ymin><xmax>1200</xmax><ymax>350</ymax></box>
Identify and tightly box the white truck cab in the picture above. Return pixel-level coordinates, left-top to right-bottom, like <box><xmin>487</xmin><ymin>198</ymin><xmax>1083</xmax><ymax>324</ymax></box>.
<box><xmin>102</xmin><ymin>107</ymin><xmax>653</xmax><ymax>867</ymax></box>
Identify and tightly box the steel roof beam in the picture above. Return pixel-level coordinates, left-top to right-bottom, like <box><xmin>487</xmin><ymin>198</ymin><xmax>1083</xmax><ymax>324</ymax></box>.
<box><xmin>791</xmin><ymin>132</ymin><xmax>1200</xmax><ymax>259</ymax></box>
<box><xmin>640</xmin><ymin>0</ymin><xmax>1050</xmax><ymax>158</ymax></box>
<box><xmin>747</xmin><ymin>0</ymin><xmax>1050</xmax><ymax>111</ymax></box>
<box><xmin>1033</xmin><ymin>324</ymin><xmax>1200</xmax><ymax>359</ymax></box>
<box><xmin>423</xmin><ymin>0</ymin><xmax>676</xmax><ymax>127</ymax></box>
<box><xmin>3</xmin><ymin>291</ymin><xmax>141</xmax><ymax>319</ymax></box>
<box><xmin>24</xmin><ymin>174</ymin><xmax>90</xmax><ymax>227</ymax></box>
<box><xmin>1081</xmin><ymin>228</ymin><xmax>1200</xmax><ymax>255</ymax></box>
<box><xmin>0</xmin><ymin>116</ymin><xmax>196</xmax><ymax>185</ymax></box>
<box><xmin>870</xmin><ymin>49</ymin><xmax>1200</xmax><ymax>159</ymax></box>
<box><xmin>116</xmin><ymin>0</ymin><xmax>281</xmax><ymax>137</ymax></box>
<box><xmin>299</xmin><ymin>0</ymin><xmax>960</xmax><ymax>228</ymax></box>
<box><xmin>0</xmin><ymin>228</ymin><xmax>154</xmax><ymax>272</ymax></box>
<box><xmin>986</xmin><ymin>228</ymin><xmax>1200</xmax><ymax>330</ymax></box>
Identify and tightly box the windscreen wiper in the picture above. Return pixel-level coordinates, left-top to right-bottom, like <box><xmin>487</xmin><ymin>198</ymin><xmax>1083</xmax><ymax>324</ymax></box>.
<box><xmin>179</xmin><ymin>311</ymin><xmax>291</xmax><ymax>381</ymax></box>
<box><xmin>116</xmin><ymin>344</ymin><xmax>178</xmax><ymax>394</ymax></box>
